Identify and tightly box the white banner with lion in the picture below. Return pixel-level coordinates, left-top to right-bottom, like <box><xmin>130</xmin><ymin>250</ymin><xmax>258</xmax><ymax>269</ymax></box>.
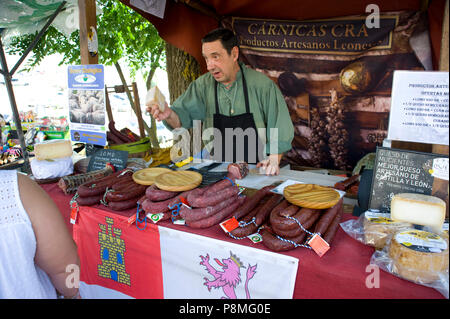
<box><xmin>158</xmin><ymin>227</ymin><xmax>299</xmax><ymax>299</ymax></box>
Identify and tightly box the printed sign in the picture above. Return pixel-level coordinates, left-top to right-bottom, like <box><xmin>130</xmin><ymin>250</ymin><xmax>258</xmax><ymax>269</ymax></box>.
<box><xmin>232</xmin><ymin>15</ymin><xmax>397</xmax><ymax>54</ymax></box>
<box><xmin>369</xmin><ymin>147</ymin><xmax>449</xmax><ymax>212</ymax></box>
<box><xmin>87</xmin><ymin>148</ymin><xmax>129</xmax><ymax>172</ymax></box>
<box><xmin>68</xmin><ymin>64</ymin><xmax>107</xmax><ymax>146</ymax></box>
<box><xmin>388</xmin><ymin>71</ymin><xmax>449</xmax><ymax>145</ymax></box>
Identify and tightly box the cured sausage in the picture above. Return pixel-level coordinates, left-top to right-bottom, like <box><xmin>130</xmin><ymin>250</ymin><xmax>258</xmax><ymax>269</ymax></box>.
<box><xmin>77</xmin><ymin>170</ymin><xmax>133</xmax><ymax>197</ymax></box>
<box><xmin>271</xmin><ymin>212</ymin><xmax>321</xmax><ymax>238</ymax></box>
<box><xmin>314</xmin><ymin>198</ymin><xmax>343</xmax><ymax>235</ymax></box>
<box><xmin>227</xmin><ymin>162</ymin><xmax>249</xmax><ymax>179</ymax></box>
<box><xmin>141</xmin><ymin>197</ymin><xmax>173</xmax><ymax>214</ymax></box>
<box><xmin>111</xmin><ymin>177</ymin><xmax>135</xmax><ymax>191</ymax></box>
<box><xmin>58</xmin><ymin>166</ymin><xmax>114</xmax><ymax>194</ymax></box>
<box><xmin>106</xmin><ymin>184</ymin><xmax>147</xmax><ymax>202</ymax></box>
<box><xmin>108</xmin><ymin>195</ymin><xmax>142</xmax><ymax>211</ymax></box>
<box><xmin>107</xmin><ymin>131</ymin><xmax>124</xmax><ymax>145</ymax></box>
<box><xmin>254</xmin><ymin>193</ymin><xmax>283</xmax><ymax>226</ymax></box>
<box><xmin>180</xmin><ymin>195</ymin><xmax>239</xmax><ymax>223</ymax></box>
<box><xmin>108</xmin><ymin>120</ymin><xmax>133</xmax><ymax>143</ymax></box>
<box><xmin>323</xmin><ymin>202</ymin><xmax>344</xmax><ymax>245</ymax></box>
<box><xmin>260</xmin><ymin>226</ymin><xmax>307</xmax><ymax>252</ymax></box>
<box><xmin>228</xmin><ymin>201</ymin><xmax>267</xmax><ymax>238</ymax></box>
<box><xmin>76</xmin><ymin>194</ymin><xmax>103</xmax><ymax>206</ymax></box>
<box><xmin>270</xmin><ymin>206</ymin><xmax>318</xmax><ymax>231</ymax></box>
<box><xmin>203</xmin><ymin>177</ymin><xmax>236</xmax><ymax>194</ymax></box>
<box><xmin>187</xmin><ymin>196</ymin><xmax>246</xmax><ymax>228</ymax></box>
<box><xmin>188</xmin><ymin>185</ymin><xmax>240</xmax><ymax>208</ymax></box>
<box><xmin>145</xmin><ymin>185</ymin><xmax>180</xmax><ymax>201</ymax></box>
<box><xmin>232</xmin><ymin>185</ymin><xmax>275</xmax><ymax>219</ymax></box>
<box><xmin>334</xmin><ymin>174</ymin><xmax>359</xmax><ymax>191</ymax></box>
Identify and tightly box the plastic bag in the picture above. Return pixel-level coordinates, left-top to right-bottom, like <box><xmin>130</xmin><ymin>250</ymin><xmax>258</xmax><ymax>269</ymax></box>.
<box><xmin>370</xmin><ymin>228</ymin><xmax>449</xmax><ymax>299</ymax></box>
<box><xmin>340</xmin><ymin>209</ymin><xmax>412</xmax><ymax>249</ymax></box>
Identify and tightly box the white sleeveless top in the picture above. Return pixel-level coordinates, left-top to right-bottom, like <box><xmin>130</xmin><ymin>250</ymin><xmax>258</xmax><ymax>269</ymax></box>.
<box><xmin>0</xmin><ymin>170</ymin><xmax>57</xmax><ymax>298</ymax></box>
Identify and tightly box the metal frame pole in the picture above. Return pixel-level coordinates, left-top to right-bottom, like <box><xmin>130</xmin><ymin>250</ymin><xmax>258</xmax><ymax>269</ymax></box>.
<box><xmin>0</xmin><ymin>1</ymin><xmax>67</xmax><ymax>173</ymax></box>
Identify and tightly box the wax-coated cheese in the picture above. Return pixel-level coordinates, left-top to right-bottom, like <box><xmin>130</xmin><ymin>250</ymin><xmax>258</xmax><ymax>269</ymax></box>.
<box><xmin>391</xmin><ymin>193</ymin><xmax>446</xmax><ymax>232</ymax></box>
<box><xmin>145</xmin><ymin>85</ymin><xmax>166</xmax><ymax>112</ymax></box>
<box><xmin>34</xmin><ymin>140</ymin><xmax>73</xmax><ymax>160</ymax></box>
<box><xmin>389</xmin><ymin>229</ymin><xmax>448</xmax><ymax>283</ymax></box>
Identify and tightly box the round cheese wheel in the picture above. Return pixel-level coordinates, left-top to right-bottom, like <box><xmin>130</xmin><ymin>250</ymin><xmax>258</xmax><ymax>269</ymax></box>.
<box><xmin>363</xmin><ymin>211</ymin><xmax>412</xmax><ymax>249</ymax></box>
<box><xmin>389</xmin><ymin>229</ymin><xmax>448</xmax><ymax>284</ymax></box>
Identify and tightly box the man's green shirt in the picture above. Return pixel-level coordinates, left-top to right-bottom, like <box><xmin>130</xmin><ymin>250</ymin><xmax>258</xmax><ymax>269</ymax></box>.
<box><xmin>164</xmin><ymin>62</ymin><xmax>294</xmax><ymax>155</ymax></box>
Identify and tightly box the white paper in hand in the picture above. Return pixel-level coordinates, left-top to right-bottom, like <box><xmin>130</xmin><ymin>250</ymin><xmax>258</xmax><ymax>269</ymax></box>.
<box><xmin>145</xmin><ymin>85</ymin><xmax>166</xmax><ymax>112</ymax></box>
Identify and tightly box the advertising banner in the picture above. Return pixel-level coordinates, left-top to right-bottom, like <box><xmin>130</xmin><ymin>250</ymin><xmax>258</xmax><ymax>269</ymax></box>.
<box><xmin>224</xmin><ymin>11</ymin><xmax>431</xmax><ymax>170</ymax></box>
<box><xmin>67</xmin><ymin>64</ymin><xmax>107</xmax><ymax>146</ymax></box>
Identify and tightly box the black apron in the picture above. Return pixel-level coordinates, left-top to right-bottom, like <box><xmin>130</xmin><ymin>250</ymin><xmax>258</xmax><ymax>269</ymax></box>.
<box><xmin>212</xmin><ymin>65</ymin><xmax>262</xmax><ymax>164</ymax></box>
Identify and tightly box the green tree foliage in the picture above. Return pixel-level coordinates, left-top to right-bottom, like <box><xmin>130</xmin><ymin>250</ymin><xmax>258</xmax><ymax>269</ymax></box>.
<box><xmin>5</xmin><ymin>0</ymin><xmax>165</xmax><ymax>83</ymax></box>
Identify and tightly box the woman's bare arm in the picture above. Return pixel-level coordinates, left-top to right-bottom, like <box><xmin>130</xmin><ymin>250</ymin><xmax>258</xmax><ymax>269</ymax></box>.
<box><xmin>17</xmin><ymin>173</ymin><xmax>80</xmax><ymax>298</ymax></box>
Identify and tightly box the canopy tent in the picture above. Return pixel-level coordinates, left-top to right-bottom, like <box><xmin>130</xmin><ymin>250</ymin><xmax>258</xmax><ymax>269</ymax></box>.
<box><xmin>119</xmin><ymin>0</ymin><xmax>447</xmax><ymax>73</ymax></box>
<box><xmin>0</xmin><ymin>0</ymin><xmax>75</xmax><ymax>172</ymax></box>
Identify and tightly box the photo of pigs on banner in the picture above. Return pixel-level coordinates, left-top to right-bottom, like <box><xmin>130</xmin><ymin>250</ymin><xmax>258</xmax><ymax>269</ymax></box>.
<box><xmin>8</xmin><ymin>6</ymin><xmax>448</xmax><ymax>300</ymax></box>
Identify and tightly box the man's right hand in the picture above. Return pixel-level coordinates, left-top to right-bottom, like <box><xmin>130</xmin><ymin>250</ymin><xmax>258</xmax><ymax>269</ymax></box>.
<box><xmin>146</xmin><ymin>101</ymin><xmax>171</xmax><ymax>121</ymax></box>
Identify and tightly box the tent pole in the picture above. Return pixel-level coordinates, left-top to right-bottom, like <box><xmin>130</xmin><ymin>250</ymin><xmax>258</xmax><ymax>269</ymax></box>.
<box><xmin>0</xmin><ymin>38</ymin><xmax>31</xmax><ymax>173</ymax></box>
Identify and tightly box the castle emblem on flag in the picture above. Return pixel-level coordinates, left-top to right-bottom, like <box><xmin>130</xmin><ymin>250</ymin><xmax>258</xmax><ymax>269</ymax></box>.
<box><xmin>199</xmin><ymin>251</ymin><xmax>257</xmax><ymax>299</ymax></box>
<box><xmin>98</xmin><ymin>217</ymin><xmax>131</xmax><ymax>285</ymax></box>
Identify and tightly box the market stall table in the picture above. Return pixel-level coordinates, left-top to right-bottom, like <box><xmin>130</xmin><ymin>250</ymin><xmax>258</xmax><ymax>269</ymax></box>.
<box><xmin>40</xmin><ymin>178</ymin><xmax>444</xmax><ymax>299</ymax></box>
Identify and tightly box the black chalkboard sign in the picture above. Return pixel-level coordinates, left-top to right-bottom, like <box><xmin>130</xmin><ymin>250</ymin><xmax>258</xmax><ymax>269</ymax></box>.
<box><xmin>369</xmin><ymin>147</ymin><xmax>449</xmax><ymax>213</ymax></box>
<box><xmin>87</xmin><ymin>149</ymin><xmax>129</xmax><ymax>172</ymax></box>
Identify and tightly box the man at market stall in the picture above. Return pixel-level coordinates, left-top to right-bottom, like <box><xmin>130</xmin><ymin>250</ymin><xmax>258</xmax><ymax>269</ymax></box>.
<box><xmin>147</xmin><ymin>28</ymin><xmax>294</xmax><ymax>175</ymax></box>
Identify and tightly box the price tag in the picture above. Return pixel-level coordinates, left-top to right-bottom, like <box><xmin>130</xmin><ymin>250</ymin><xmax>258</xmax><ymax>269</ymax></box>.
<box><xmin>70</xmin><ymin>203</ymin><xmax>78</xmax><ymax>224</ymax></box>
<box><xmin>127</xmin><ymin>214</ymin><xmax>137</xmax><ymax>225</ymax></box>
<box><xmin>247</xmin><ymin>233</ymin><xmax>263</xmax><ymax>244</ymax></box>
<box><xmin>147</xmin><ymin>213</ymin><xmax>164</xmax><ymax>223</ymax></box>
<box><xmin>220</xmin><ymin>217</ymin><xmax>239</xmax><ymax>233</ymax></box>
<box><xmin>307</xmin><ymin>233</ymin><xmax>330</xmax><ymax>257</ymax></box>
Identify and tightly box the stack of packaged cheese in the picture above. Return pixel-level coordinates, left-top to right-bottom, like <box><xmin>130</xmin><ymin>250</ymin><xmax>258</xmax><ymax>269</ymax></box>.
<box><xmin>341</xmin><ymin>193</ymin><xmax>448</xmax><ymax>298</ymax></box>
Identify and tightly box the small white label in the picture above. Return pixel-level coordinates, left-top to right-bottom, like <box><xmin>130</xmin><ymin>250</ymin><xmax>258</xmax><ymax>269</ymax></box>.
<box><xmin>431</xmin><ymin>158</ymin><xmax>449</xmax><ymax>180</ymax></box>
<box><xmin>247</xmin><ymin>233</ymin><xmax>263</xmax><ymax>243</ymax></box>
<box><xmin>147</xmin><ymin>213</ymin><xmax>164</xmax><ymax>223</ymax></box>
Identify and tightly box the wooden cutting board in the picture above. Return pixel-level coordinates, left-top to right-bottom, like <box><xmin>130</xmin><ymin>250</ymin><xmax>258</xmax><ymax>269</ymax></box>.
<box><xmin>283</xmin><ymin>183</ymin><xmax>340</xmax><ymax>209</ymax></box>
<box><xmin>132</xmin><ymin>167</ymin><xmax>172</xmax><ymax>185</ymax></box>
<box><xmin>154</xmin><ymin>170</ymin><xmax>203</xmax><ymax>192</ymax></box>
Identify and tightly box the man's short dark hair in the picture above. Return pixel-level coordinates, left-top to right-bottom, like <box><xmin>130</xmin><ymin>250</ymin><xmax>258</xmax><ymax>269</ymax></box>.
<box><xmin>201</xmin><ymin>28</ymin><xmax>239</xmax><ymax>55</ymax></box>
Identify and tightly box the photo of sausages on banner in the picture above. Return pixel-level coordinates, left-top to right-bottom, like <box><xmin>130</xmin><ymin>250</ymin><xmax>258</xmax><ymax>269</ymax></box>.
<box><xmin>223</xmin><ymin>10</ymin><xmax>430</xmax><ymax>170</ymax></box>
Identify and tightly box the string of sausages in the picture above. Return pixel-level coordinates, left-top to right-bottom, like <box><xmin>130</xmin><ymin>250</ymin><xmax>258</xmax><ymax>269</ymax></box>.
<box><xmin>228</xmin><ymin>190</ymin><xmax>344</xmax><ymax>252</ymax></box>
<box><xmin>70</xmin><ymin>171</ymin><xmax>344</xmax><ymax>253</ymax></box>
<box><xmin>72</xmin><ymin>168</ymin><xmax>148</xmax><ymax>211</ymax></box>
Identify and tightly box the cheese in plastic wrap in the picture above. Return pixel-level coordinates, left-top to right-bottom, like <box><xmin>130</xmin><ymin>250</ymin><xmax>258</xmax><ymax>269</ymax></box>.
<box><xmin>30</xmin><ymin>156</ymin><xmax>74</xmax><ymax>180</ymax></box>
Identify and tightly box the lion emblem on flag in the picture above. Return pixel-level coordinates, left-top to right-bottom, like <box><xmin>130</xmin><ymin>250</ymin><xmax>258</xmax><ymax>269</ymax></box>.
<box><xmin>199</xmin><ymin>251</ymin><xmax>257</xmax><ymax>299</ymax></box>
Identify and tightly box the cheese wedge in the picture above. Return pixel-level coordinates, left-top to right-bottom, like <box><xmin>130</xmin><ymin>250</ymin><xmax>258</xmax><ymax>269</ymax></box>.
<box><xmin>391</xmin><ymin>193</ymin><xmax>446</xmax><ymax>233</ymax></box>
<box><xmin>34</xmin><ymin>140</ymin><xmax>72</xmax><ymax>160</ymax></box>
<box><xmin>145</xmin><ymin>85</ymin><xmax>166</xmax><ymax>112</ymax></box>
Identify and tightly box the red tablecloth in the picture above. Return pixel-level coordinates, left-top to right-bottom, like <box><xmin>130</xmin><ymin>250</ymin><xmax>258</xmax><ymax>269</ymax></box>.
<box><xmin>41</xmin><ymin>182</ymin><xmax>444</xmax><ymax>299</ymax></box>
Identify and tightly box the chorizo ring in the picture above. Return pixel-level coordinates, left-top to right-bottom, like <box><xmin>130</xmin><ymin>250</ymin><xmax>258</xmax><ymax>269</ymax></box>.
<box><xmin>260</xmin><ymin>226</ymin><xmax>307</xmax><ymax>252</ymax></box>
<box><xmin>254</xmin><ymin>193</ymin><xmax>284</xmax><ymax>226</ymax></box>
<box><xmin>314</xmin><ymin>198</ymin><xmax>343</xmax><ymax>235</ymax></box>
<box><xmin>233</xmin><ymin>185</ymin><xmax>275</xmax><ymax>219</ymax></box>
<box><xmin>188</xmin><ymin>185</ymin><xmax>240</xmax><ymax>208</ymax></box>
<box><xmin>270</xmin><ymin>206</ymin><xmax>319</xmax><ymax>231</ymax></box>
<box><xmin>106</xmin><ymin>183</ymin><xmax>147</xmax><ymax>202</ymax></box>
<box><xmin>145</xmin><ymin>184</ymin><xmax>180</xmax><ymax>201</ymax></box>
<box><xmin>187</xmin><ymin>196</ymin><xmax>246</xmax><ymax>229</ymax></box>
<box><xmin>180</xmin><ymin>195</ymin><xmax>239</xmax><ymax>223</ymax></box>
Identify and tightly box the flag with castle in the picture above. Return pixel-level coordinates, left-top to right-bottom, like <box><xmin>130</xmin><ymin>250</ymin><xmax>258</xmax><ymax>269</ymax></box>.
<box><xmin>73</xmin><ymin>206</ymin><xmax>298</xmax><ymax>299</ymax></box>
